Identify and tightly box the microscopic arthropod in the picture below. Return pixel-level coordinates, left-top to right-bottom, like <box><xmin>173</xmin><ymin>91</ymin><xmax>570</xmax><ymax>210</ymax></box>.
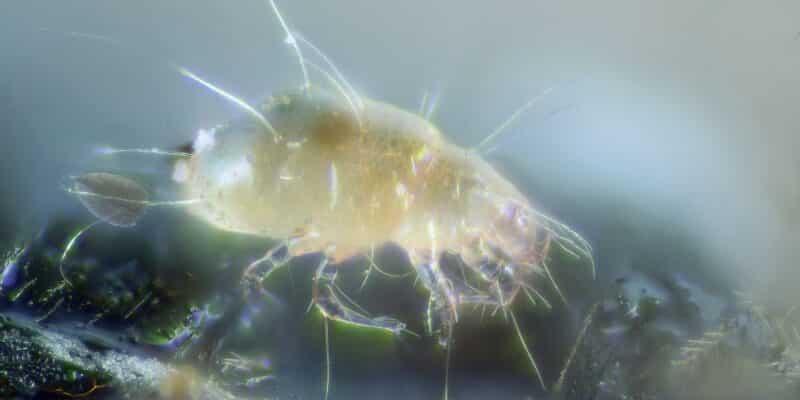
<box><xmin>59</xmin><ymin>1</ymin><xmax>595</xmax><ymax>398</ymax></box>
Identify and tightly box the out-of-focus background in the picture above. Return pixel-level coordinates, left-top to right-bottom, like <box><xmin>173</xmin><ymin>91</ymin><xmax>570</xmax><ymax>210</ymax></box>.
<box><xmin>1</xmin><ymin>1</ymin><xmax>800</xmax><ymax>398</ymax></box>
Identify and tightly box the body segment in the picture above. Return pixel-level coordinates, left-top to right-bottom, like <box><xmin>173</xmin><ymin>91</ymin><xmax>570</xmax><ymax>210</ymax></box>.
<box><xmin>180</xmin><ymin>88</ymin><xmax>545</xmax><ymax>269</ymax></box>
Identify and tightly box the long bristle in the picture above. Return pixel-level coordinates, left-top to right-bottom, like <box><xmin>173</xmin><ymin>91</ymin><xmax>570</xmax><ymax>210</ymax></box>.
<box><xmin>472</xmin><ymin>87</ymin><xmax>554</xmax><ymax>153</ymax></box>
<box><xmin>540</xmin><ymin>260</ymin><xmax>569</xmax><ymax>305</ymax></box>
<box><xmin>294</xmin><ymin>32</ymin><xmax>364</xmax><ymax>110</ymax></box>
<box><xmin>176</xmin><ymin>66</ymin><xmax>280</xmax><ymax>141</ymax></box>
<box><xmin>306</xmin><ymin>61</ymin><xmax>364</xmax><ymax>130</ymax></box>
<box><xmin>509</xmin><ymin>309</ymin><xmax>546</xmax><ymax>390</ymax></box>
<box><xmin>323</xmin><ymin>317</ymin><xmax>332</xmax><ymax>400</ymax></box>
<box><xmin>95</xmin><ymin>147</ymin><xmax>192</xmax><ymax>158</ymax></box>
<box><xmin>554</xmin><ymin>303</ymin><xmax>599</xmax><ymax>392</ymax></box>
<box><xmin>59</xmin><ymin>220</ymin><xmax>103</xmax><ymax>287</ymax></box>
<box><xmin>443</xmin><ymin>324</ymin><xmax>452</xmax><ymax>400</ymax></box>
<box><xmin>267</xmin><ymin>0</ymin><xmax>311</xmax><ymax>90</ymax></box>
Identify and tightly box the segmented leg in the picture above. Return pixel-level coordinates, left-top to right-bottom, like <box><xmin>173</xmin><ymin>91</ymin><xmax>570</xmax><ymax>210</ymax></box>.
<box><xmin>431</xmin><ymin>254</ymin><xmax>550</xmax><ymax>393</ymax></box>
<box><xmin>240</xmin><ymin>243</ymin><xmax>290</xmax><ymax>301</ymax></box>
<box><xmin>311</xmin><ymin>249</ymin><xmax>411</xmax><ymax>400</ymax></box>
<box><xmin>413</xmin><ymin>253</ymin><xmax>460</xmax><ymax>400</ymax></box>
<box><xmin>240</xmin><ymin>226</ymin><xmax>322</xmax><ymax>299</ymax></box>
<box><xmin>358</xmin><ymin>244</ymin><xmax>413</xmax><ymax>292</ymax></box>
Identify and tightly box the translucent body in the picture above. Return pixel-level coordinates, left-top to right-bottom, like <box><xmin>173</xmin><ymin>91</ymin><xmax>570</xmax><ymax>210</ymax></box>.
<box><xmin>67</xmin><ymin>84</ymin><xmax>591</xmax><ymax>397</ymax></box>
<box><xmin>58</xmin><ymin>3</ymin><xmax>594</xmax><ymax>397</ymax></box>
<box><xmin>180</xmin><ymin>88</ymin><xmax>546</xmax><ymax>268</ymax></box>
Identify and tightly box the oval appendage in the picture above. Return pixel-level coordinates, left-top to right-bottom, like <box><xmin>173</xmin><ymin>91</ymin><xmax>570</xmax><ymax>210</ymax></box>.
<box><xmin>70</xmin><ymin>172</ymin><xmax>149</xmax><ymax>227</ymax></box>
